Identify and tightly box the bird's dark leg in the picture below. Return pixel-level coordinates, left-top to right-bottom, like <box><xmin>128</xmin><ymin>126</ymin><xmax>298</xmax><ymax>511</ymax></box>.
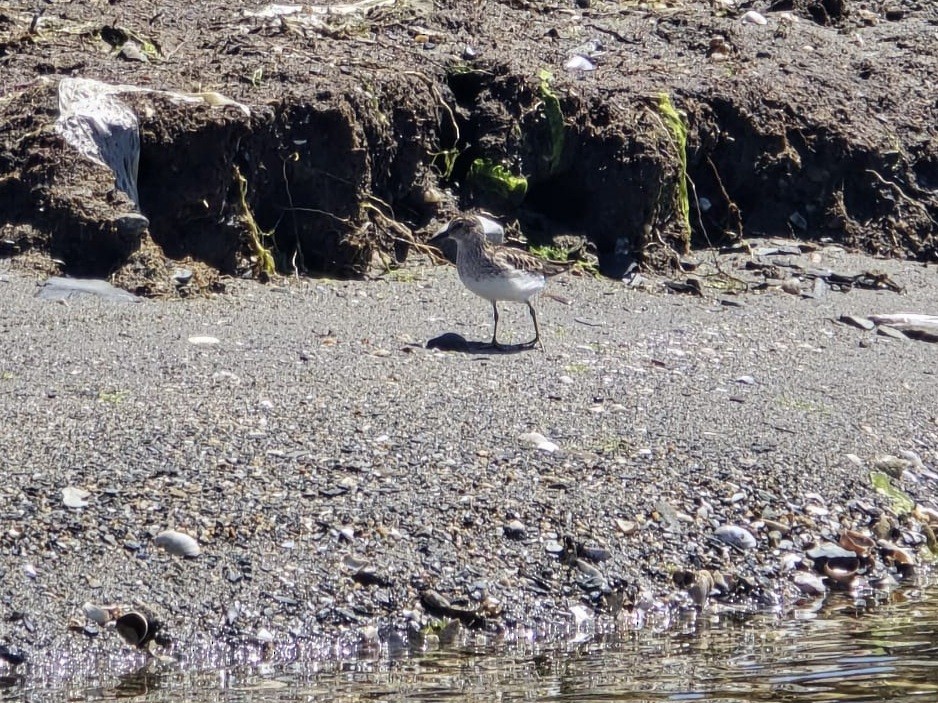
<box><xmin>525</xmin><ymin>300</ymin><xmax>541</xmax><ymax>349</ymax></box>
<box><xmin>489</xmin><ymin>301</ymin><xmax>505</xmax><ymax>349</ymax></box>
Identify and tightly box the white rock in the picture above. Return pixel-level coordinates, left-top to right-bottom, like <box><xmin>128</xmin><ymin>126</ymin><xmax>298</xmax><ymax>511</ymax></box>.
<box><xmin>714</xmin><ymin>524</ymin><xmax>757</xmax><ymax>550</ymax></box>
<box><xmin>519</xmin><ymin>432</ymin><xmax>559</xmax><ymax>453</ymax></box>
<box><xmin>793</xmin><ymin>570</ymin><xmax>827</xmax><ymax>596</ymax></box>
<box><xmin>154</xmin><ymin>529</ymin><xmax>201</xmax><ymax>558</ymax></box>
<box><xmin>212</xmin><ymin>370</ymin><xmax>241</xmax><ymax>385</ymax></box>
<box><xmin>565</xmin><ymin>55</ymin><xmax>596</xmax><ymax>72</ymax></box>
<box><xmin>255</xmin><ymin>627</ymin><xmax>275</xmax><ymax>643</ymax></box>
<box><xmin>569</xmin><ymin>604</ymin><xmax>593</xmax><ymax>627</ymax></box>
<box><xmin>188</xmin><ymin>335</ymin><xmax>219</xmax><ymax>345</ymax></box>
<box><xmin>742</xmin><ymin>10</ymin><xmax>767</xmax><ymax>25</ymax></box>
<box><xmin>62</xmin><ymin>486</ymin><xmax>90</xmax><ymax>508</ymax></box>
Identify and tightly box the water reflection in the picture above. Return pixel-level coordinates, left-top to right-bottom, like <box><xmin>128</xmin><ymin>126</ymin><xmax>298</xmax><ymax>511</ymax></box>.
<box><xmin>6</xmin><ymin>586</ymin><xmax>938</xmax><ymax>702</ymax></box>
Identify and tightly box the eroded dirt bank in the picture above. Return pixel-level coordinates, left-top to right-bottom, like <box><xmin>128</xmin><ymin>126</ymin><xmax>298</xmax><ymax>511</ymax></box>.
<box><xmin>1</xmin><ymin>0</ymin><xmax>936</xmax><ymax>291</ymax></box>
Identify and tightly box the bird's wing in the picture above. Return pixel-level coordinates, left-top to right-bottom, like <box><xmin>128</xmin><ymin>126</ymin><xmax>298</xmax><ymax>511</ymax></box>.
<box><xmin>492</xmin><ymin>246</ymin><xmax>571</xmax><ymax>278</ymax></box>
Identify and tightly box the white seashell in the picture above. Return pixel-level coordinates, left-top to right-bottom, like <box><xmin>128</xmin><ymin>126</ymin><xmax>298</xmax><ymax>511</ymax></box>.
<box><xmin>714</xmin><ymin>524</ymin><xmax>757</xmax><ymax>550</ymax></box>
<box><xmin>154</xmin><ymin>530</ymin><xmax>201</xmax><ymax>558</ymax></box>
<box><xmin>62</xmin><ymin>486</ymin><xmax>90</xmax><ymax>508</ymax></box>
<box><xmin>565</xmin><ymin>55</ymin><xmax>596</xmax><ymax>72</ymax></box>
<box><xmin>742</xmin><ymin>10</ymin><xmax>767</xmax><ymax>25</ymax></box>
<box><xmin>187</xmin><ymin>335</ymin><xmax>219</xmax><ymax>345</ymax></box>
<box><xmin>519</xmin><ymin>432</ymin><xmax>559</xmax><ymax>453</ymax></box>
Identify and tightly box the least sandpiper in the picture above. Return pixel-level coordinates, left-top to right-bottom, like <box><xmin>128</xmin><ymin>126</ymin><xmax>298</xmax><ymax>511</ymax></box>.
<box><xmin>430</xmin><ymin>216</ymin><xmax>568</xmax><ymax>349</ymax></box>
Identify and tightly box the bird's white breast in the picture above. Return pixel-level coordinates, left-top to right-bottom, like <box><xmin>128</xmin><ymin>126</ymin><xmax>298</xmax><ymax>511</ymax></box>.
<box><xmin>459</xmin><ymin>267</ymin><xmax>545</xmax><ymax>303</ymax></box>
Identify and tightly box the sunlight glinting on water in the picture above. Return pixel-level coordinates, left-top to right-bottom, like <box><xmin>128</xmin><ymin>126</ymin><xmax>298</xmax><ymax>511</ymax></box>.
<box><xmin>4</xmin><ymin>585</ymin><xmax>938</xmax><ymax>702</ymax></box>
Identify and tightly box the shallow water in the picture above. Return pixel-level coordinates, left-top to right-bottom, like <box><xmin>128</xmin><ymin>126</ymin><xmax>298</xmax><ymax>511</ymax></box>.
<box><xmin>5</xmin><ymin>586</ymin><xmax>938</xmax><ymax>702</ymax></box>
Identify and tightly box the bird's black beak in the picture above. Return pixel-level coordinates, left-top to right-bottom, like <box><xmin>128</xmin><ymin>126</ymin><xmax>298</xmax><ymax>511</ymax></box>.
<box><xmin>427</xmin><ymin>221</ymin><xmax>453</xmax><ymax>248</ymax></box>
<box><xmin>427</xmin><ymin>223</ymin><xmax>458</xmax><ymax>264</ymax></box>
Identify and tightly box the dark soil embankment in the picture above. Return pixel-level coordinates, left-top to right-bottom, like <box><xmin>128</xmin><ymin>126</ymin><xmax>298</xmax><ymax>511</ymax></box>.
<box><xmin>0</xmin><ymin>0</ymin><xmax>935</xmax><ymax>290</ymax></box>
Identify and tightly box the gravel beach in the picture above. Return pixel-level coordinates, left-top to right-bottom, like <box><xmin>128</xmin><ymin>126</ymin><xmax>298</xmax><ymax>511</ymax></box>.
<box><xmin>1</xmin><ymin>245</ymin><xmax>936</xmax><ymax>676</ymax></box>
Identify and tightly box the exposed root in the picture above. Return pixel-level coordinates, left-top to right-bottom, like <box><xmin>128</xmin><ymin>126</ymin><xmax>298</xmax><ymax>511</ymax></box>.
<box><xmin>865</xmin><ymin>169</ymin><xmax>937</xmax><ymax>226</ymax></box>
<box><xmin>362</xmin><ymin>196</ymin><xmax>448</xmax><ymax>267</ymax></box>
<box><xmin>706</xmin><ymin>156</ymin><xmax>743</xmax><ymax>237</ymax></box>
<box><xmin>234</xmin><ymin>166</ymin><xmax>275</xmax><ymax>278</ymax></box>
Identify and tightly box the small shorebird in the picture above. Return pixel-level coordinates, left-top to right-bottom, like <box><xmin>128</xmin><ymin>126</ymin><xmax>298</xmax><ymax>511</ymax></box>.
<box><xmin>430</xmin><ymin>216</ymin><xmax>568</xmax><ymax>349</ymax></box>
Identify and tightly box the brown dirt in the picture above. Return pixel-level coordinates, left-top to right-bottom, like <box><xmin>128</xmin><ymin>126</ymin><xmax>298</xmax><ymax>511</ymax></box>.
<box><xmin>0</xmin><ymin>0</ymin><xmax>936</xmax><ymax>290</ymax></box>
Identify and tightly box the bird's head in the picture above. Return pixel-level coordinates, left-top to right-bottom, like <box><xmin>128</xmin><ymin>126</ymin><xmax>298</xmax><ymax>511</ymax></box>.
<box><xmin>429</xmin><ymin>216</ymin><xmax>484</xmax><ymax>248</ymax></box>
<box><xmin>427</xmin><ymin>216</ymin><xmax>486</xmax><ymax>264</ymax></box>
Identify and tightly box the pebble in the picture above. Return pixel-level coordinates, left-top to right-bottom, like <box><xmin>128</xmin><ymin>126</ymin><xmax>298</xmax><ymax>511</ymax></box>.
<box><xmin>781</xmin><ymin>278</ymin><xmax>802</xmax><ymax>295</ymax></box>
<box><xmin>877</xmin><ymin>325</ymin><xmax>908</xmax><ymax>340</ymax></box>
<box><xmin>714</xmin><ymin>524</ymin><xmax>757</xmax><ymax>550</ymax></box>
<box><xmin>154</xmin><ymin>530</ymin><xmax>201</xmax><ymax>558</ymax></box>
<box><xmin>172</xmin><ymin>268</ymin><xmax>193</xmax><ymax>286</ymax></box>
<box><xmin>544</xmin><ymin>540</ymin><xmax>564</xmax><ymax>555</ymax></box>
<box><xmin>742</xmin><ymin>10</ymin><xmax>767</xmax><ymax>25</ymax></box>
<box><xmin>37</xmin><ymin>277</ymin><xmax>140</xmax><ymax>303</ymax></box>
<box><xmin>255</xmin><ymin>628</ymin><xmax>275</xmax><ymax>643</ymax></box>
<box><xmin>188</xmin><ymin>335</ymin><xmax>220</xmax><ymax>345</ymax></box>
<box><xmin>565</xmin><ymin>55</ymin><xmax>596</xmax><ymax>72</ymax></box>
<box><xmin>840</xmin><ymin>314</ymin><xmax>875</xmax><ymax>331</ymax></box>
<box><xmin>806</xmin><ymin>543</ymin><xmax>859</xmax><ymax>572</ymax></box>
<box><xmin>569</xmin><ymin>604</ymin><xmax>593</xmax><ymax>628</ymax></box>
<box><xmin>519</xmin><ymin>432</ymin><xmax>559</xmax><ymax>453</ymax></box>
<box><xmin>792</xmin><ymin>570</ymin><xmax>827</xmax><ymax>596</ymax></box>
<box><xmin>504</xmin><ymin>520</ymin><xmax>527</xmax><ymax>540</ymax></box>
<box><xmin>62</xmin><ymin>486</ymin><xmax>90</xmax><ymax>509</ymax></box>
